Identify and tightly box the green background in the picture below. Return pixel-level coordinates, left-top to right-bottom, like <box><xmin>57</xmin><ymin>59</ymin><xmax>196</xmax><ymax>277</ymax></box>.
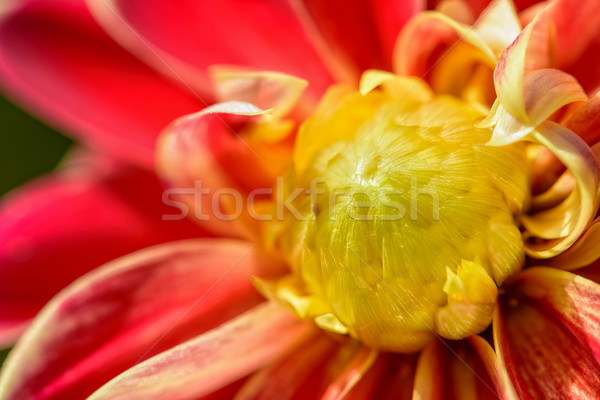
<box><xmin>0</xmin><ymin>94</ymin><xmax>73</xmax><ymax>195</ymax></box>
<box><xmin>0</xmin><ymin>93</ymin><xmax>73</xmax><ymax>364</ymax></box>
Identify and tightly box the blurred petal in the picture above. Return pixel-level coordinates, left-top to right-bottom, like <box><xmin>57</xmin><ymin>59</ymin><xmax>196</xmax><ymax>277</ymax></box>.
<box><xmin>88</xmin><ymin>302</ymin><xmax>312</xmax><ymax>400</ymax></box>
<box><xmin>157</xmin><ymin>105</ymin><xmax>294</xmax><ymax>238</ymax></box>
<box><xmin>291</xmin><ymin>0</ymin><xmax>424</xmax><ymax>81</ymax></box>
<box><xmin>495</xmin><ymin>267</ymin><xmax>600</xmax><ymax>399</ymax></box>
<box><xmin>546</xmin><ymin>0</ymin><xmax>600</xmax><ymax>93</ymax></box>
<box><xmin>0</xmin><ymin>0</ymin><xmax>201</xmax><ymax>166</ymax></box>
<box><xmin>209</xmin><ymin>68</ymin><xmax>310</xmax><ymax>119</ymax></box>
<box><xmin>564</xmin><ymin>92</ymin><xmax>600</xmax><ymax>145</ymax></box>
<box><xmin>0</xmin><ymin>152</ymin><xmax>204</xmax><ymax>345</ymax></box>
<box><xmin>0</xmin><ymin>239</ymin><xmax>279</xmax><ymax>400</ymax></box>
<box><xmin>86</xmin><ymin>0</ymin><xmax>334</xmax><ymax>97</ymax></box>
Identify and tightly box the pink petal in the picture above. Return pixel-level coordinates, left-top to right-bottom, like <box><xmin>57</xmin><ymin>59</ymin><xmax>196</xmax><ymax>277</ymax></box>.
<box><xmin>0</xmin><ymin>152</ymin><xmax>204</xmax><ymax>346</ymax></box>
<box><xmin>157</xmin><ymin>107</ymin><xmax>292</xmax><ymax>238</ymax></box>
<box><xmin>0</xmin><ymin>239</ymin><xmax>281</xmax><ymax>400</ymax></box>
<box><xmin>495</xmin><ymin>267</ymin><xmax>600</xmax><ymax>399</ymax></box>
<box><xmin>86</xmin><ymin>0</ymin><xmax>335</xmax><ymax>98</ymax></box>
<box><xmin>0</xmin><ymin>0</ymin><xmax>202</xmax><ymax>167</ymax></box>
<box><xmin>87</xmin><ymin>303</ymin><xmax>312</xmax><ymax>400</ymax></box>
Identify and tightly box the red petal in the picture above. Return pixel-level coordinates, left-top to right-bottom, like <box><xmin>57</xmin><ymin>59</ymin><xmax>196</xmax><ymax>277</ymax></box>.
<box><xmin>545</xmin><ymin>0</ymin><xmax>600</xmax><ymax>94</ymax></box>
<box><xmin>292</xmin><ymin>0</ymin><xmax>423</xmax><ymax>80</ymax></box>
<box><xmin>87</xmin><ymin>0</ymin><xmax>335</xmax><ymax>98</ymax></box>
<box><xmin>157</xmin><ymin>108</ymin><xmax>292</xmax><ymax>238</ymax></box>
<box><xmin>234</xmin><ymin>333</ymin><xmax>339</xmax><ymax>400</ymax></box>
<box><xmin>495</xmin><ymin>267</ymin><xmax>600</xmax><ymax>399</ymax></box>
<box><xmin>0</xmin><ymin>152</ymin><xmax>204</xmax><ymax>345</ymax></box>
<box><xmin>0</xmin><ymin>0</ymin><xmax>201</xmax><ymax>166</ymax></box>
<box><xmin>412</xmin><ymin>338</ymin><xmax>502</xmax><ymax>400</ymax></box>
<box><xmin>0</xmin><ymin>239</ymin><xmax>280</xmax><ymax>400</ymax></box>
<box><xmin>87</xmin><ymin>303</ymin><xmax>312</xmax><ymax>400</ymax></box>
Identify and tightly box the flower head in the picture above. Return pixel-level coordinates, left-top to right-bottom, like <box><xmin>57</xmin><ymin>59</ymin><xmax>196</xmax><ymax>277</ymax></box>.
<box><xmin>1</xmin><ymin>0</ymin><xmax>600</xmax><ymax>399</ymax></box>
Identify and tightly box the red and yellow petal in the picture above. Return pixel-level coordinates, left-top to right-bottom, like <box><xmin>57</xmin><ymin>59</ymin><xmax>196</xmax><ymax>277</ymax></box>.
<box><xmin>0</xmin><ymin>239</ymin><xmax>283</xmax><ymax>400</ymax></box>
<box><xmin>87</xmin><ymin>302</ymin><xmax>312</xmax><ymax>400</ymax></box>
<box><xmin>495</xmin><ymin>267</ymin><xmax>600</xmax><ymax>399</ymax></box>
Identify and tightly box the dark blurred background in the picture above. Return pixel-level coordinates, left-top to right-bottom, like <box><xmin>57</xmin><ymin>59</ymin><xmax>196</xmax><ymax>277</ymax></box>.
<box><xmin>0</xmin><ymin>93</ymin><xmax>73</xmax><ymax>364</ymax></box>
<box><xmin>0</xmin><ymin>94</ymin><xmax>73</xmax><ymax>195</ymax></box>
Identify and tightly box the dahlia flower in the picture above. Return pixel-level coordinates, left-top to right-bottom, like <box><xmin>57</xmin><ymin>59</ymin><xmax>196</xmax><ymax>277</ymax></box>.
<box><xmin>1</xmin><ymin>0</ymin><xmax>600</xmax><ymax>398</ymax></box>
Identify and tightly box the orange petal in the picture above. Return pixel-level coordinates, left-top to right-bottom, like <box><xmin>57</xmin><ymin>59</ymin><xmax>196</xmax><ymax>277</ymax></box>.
<box><xmin>522</xmin><ymin>122</ymin><xmax>599</xmax><ymax>258</ymax></box>
<box><xmin>321</xmin><ymin>346</ymin><xmax>378</xmax><ymax>400</ymax></box>
<box><xmin>495</xmin><ymin>267</ymin><xmax>600</xmax><ymax>399</ymax></box>
<box><xmin>564</xmin><ymin>92</ymin><xmax>600</xmax><ymax>145</ymax></box>
<box><xmin>493</xmin><ymin>9</ymin><xmax>553</xmax><ymax>122</ymax></box>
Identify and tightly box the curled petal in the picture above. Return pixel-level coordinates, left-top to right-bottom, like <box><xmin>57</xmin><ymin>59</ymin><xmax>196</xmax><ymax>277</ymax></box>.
<box><xmin>88</xmin><ymin>303</ymin><xmax>312</xmax><ymax>400</ymax></box>
<box><xmin>209</xmin><ymin>67</ymin><xmax>311</xmax><ymax>118</ymax></box>
<box><xmin>522</xmin><ymin>122</ymin><xmax>599</xmax><ymax>258</ymax></box>
<box><xmin>493</xmin><ymin>10</ymin><xmax>552</xmax><ymax>122</ymax></box>
<box><xmin>495</xmin><ymin>267</ymin><xmax>600</xmax><ymax>399</ymax></box>
<box><xmin>0</xmin><ymin>239</ymin><xmax>278</xmax><ymax>400</ymax></box>
<box><xmin>157</xmin><ymin>103</ymin><xmax>294</xmax><ymax>238</ymax></box>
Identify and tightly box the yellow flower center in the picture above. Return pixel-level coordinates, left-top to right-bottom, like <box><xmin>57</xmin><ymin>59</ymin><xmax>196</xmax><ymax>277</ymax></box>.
<box><xmin>261</xmin><ymin>73</ymin><xmax>530</xmax><ymax>353</ymax></box>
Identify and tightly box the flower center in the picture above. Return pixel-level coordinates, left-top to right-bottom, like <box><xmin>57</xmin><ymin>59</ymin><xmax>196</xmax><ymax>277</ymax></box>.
<box><xmin>262</xmin><ymin>74</ymin><xmax>530</xmax><ymax>353</ymax></box>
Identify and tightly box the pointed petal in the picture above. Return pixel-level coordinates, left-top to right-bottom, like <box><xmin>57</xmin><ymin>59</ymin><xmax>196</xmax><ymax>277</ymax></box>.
<box><xmin>0</xmin><ymin>239</ymin><xmax>280</xmax><ymax>400</ymax></box>
<box><xmin>0</xmin><ymin>152</ymin><xmax>204</xmax><ymax>346</ymax></box>
<box><xmin>321</xmin><ymin>347</ymin><xmax>378</xmax><ymax>400</ymax></box>
<box><xmin>495</xmin><ymin>267</ymin><xmax>600</xmax><ymax>399</ymax></box>
<box><xmin>234</xmin><ymin>333</ymin><xmax>338</xmax><ymax>400</ymax></box>
<box><xmin>413</xmin><ymin>338</ymin><xmax>502</xmax><ymax>400</ymax></box>
<box><xmin>88</xmin><ymin>303</ymin><xmax>312</xmax><ymax>400</ymax></box>
<box><xmin>0</xmin><ymin>0</ymin><xmax>201</xmax><ymax>166</ymax></box>
<box><xmin>86</xmin><ymin>0</ymin><xmax>334</xmax><ymax>98</ymax></box>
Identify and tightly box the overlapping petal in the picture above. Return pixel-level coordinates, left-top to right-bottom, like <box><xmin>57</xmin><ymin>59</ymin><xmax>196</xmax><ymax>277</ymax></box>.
<box><xmin>412</xmin><ymin>336</ymin><xmax>507</xmax><ymax>399</ymax></box>
<box><xmin>0</xmin><ymin>239</ymin><xmax>283</xmax><ymax>400</ymax></box>
<box><xmin>88</xmin><ymin>302</ymin><xmax>312</xmax><ymax>400</ymax></box>
<box><xmin>0</xmin><ymin>0</ymin><xmax>202</xmax><ymax>167</ymax></box>
<box><xmin>495</xmin><ymin>267</ymin><xmax>600</xmax><ymax>399</ymax></box>
<box><xmin>157</xmin><ymin>102</ymin><xmax>295</xmax><ymax>238</ymax></box>
<box><xmin>0</xmin><ymin>152</ymin><xmax>203</xmax><ymax>346</ymax></box>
